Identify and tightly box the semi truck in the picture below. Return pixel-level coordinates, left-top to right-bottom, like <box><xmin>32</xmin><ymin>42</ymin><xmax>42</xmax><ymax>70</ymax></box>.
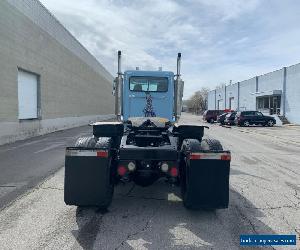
<box><xmin>64</xmin><ymin>52</ymin><xmax>231</xmax><ymax>210</ymax></box>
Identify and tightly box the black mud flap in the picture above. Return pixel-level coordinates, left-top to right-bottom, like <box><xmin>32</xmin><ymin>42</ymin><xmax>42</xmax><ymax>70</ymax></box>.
<box><xmin>64</xmin><ymin>147</ymin><xmax>112</xmax><ymax>207</ymax></box>
<box><xmin>183</xmin><ymin>152</ymin><xmax>230</xmax><ymax>209</ymax></box>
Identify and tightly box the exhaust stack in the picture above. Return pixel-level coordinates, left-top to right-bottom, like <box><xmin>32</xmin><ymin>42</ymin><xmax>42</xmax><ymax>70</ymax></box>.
<box><xmin>115</xmin><ymin>51</ymin><xmax>123</xmax><ymax>120</ymax></box>
<box><xmin>176</xmin><ymin>52</ymin><xmax>181</xmax><ymax>79</ymax></box>
<box><xmin>117</xmin><ymin>50</ymin><xmax>122</xmax><ymax>75</ymax></box>
<box><xmin>174</xmin><ymin>52</ymin><xmax>184</xmax><ymax>121</ymax></box>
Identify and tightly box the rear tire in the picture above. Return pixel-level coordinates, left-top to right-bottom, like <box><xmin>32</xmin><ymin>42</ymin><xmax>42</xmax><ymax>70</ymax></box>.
<box><xmin>267</xmin><ymin>120</ymin><xmax>274</xmax><ymax>127</ymax></box>
<box><xmin>243</xmin><ymin>120</ymin><xmax>250</xmax><ymax>127</ymax></box>
<box><xmin>201</xmin><ymin>138</ymin><xmax>223</xmax><ymax>151</ymax></box>
<box><xmin>75</xmin><ymin>136</ymin><xmax>97</xmax><ymax>147</ymax></box>
<box><xmin>209</xmin><ymin>118</ymin><xmax>214</xmax><ymax>123</ymax></box>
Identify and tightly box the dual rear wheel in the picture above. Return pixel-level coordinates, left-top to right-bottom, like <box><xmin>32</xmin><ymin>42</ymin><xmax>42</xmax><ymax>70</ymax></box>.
<box><xmin>72</xmin><ymin>136</ymin><xmax>227</xmax><ymax>210</ymax></box>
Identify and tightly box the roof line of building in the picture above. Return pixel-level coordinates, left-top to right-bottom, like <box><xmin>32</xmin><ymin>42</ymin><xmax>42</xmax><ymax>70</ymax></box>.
<box><xmin>7</xmin><ymin>0</ymin><xmax>113</xmax><ymax>82</ymax></box>
<box><xmin>209</xmin><ymin>61</ymin><xmax>300</xmax><ymax>93</ymax></box>
<box><xmin>37</xmin><ymin>0</ymin><xmax>113</xmax><ymax>78</ymax></box>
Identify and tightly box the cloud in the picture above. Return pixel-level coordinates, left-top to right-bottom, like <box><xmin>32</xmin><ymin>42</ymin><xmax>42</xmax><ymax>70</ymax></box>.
<box><xmin>195</xmin><ymin>0</ymin><xmax>260</xmax><ymax>21</ymax></box>
<box><xmin>40</xmin><ymin>0</ymin><xmax>300</xmax><ymax>98</ymax></box>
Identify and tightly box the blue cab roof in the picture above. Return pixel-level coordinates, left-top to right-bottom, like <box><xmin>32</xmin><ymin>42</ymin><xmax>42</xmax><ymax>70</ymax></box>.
<box><xmin>124</xmin><ymin>70</ymin><xmax>174</xmax><ymax>78</ymax></box>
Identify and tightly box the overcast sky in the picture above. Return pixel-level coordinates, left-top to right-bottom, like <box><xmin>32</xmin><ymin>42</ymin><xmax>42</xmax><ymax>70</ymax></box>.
<box><xmin>40</xmin><ymin>0</ymin><xmax>300</xmax><ymax>98</ymax></box>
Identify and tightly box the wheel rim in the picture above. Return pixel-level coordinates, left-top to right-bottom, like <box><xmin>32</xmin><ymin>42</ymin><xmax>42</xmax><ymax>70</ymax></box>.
<box><xmin>244</xmin><ymin>121</ymin><xmax>249</xmax><ymax>126</ymax></box>
<box><xmin>268</xmin><ymin>120</ymin><xmax>274</xmax><ymax>126</ymax></box>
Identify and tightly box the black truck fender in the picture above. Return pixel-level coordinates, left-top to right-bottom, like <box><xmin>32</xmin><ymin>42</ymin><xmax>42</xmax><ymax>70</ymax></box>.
<box><xmin>180</xmin><ymin>138</ymin><xmax>230</xmax><ymax>210</ymax></box>
<box><xmin>64</xmin><ymin>137</ymin><xmax>114</xmax><ymax>209</ymax></box>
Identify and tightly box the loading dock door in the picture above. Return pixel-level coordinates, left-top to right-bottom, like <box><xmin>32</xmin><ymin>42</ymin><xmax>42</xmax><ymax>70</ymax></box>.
<box><xmin>217</xmin><ymin>100</ymin><xmax>223</xmax><ymax>110</ymax></box>
<box><xmin>18</xmin><ymin>70</ymin><xmax>38</xmax><ymax>119</ymax></box>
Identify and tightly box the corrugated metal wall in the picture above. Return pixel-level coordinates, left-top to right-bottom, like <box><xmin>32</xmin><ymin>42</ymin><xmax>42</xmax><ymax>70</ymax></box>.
<box><xmin>216</xmin><ymin>87</ymin><xmax>225</xmax><ymax>110</ymax></box>
<box><xmin>239</xmin><ymin>78</ymin><xmax>256</xmax><ymax>111</ymax></box>
<box><xmin>286</xmin><ymin>64</ymin><xmax>300</xmax><ymax>124</ymax></box>
<box><xmin>258</xmin><ymin>69</ymin><xmax>283</xmax><ymax>93</ymax></box>
<box><xmin>225</xmin><ymin>83</ymin><xmax>238</xmax><ymax>110</ymax></box>
<box><xmin>207</xmin><ymin>64</ymin><xmax>300</xmax><ymax>124</ymax></box>
<box><xmin>207</xmin><ymin>90</ymin><xmax>215</xmax><ymax>110</ymax></box>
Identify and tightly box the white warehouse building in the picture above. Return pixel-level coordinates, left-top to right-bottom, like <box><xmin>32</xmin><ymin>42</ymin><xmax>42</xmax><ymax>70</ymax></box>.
<box><xmin>207</xmin><ymin>64</ymin><xmax>300</xmax><ymax>124</ymax></box>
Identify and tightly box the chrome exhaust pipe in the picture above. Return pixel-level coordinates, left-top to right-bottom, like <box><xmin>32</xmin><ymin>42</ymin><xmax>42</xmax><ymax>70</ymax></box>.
<box><xmin>177</xmin><ymin>52</ymin><xmax>181</xmax><ymax>78</ymax></box>
<box><xmin>117</xmin><ymin>50</ymin><xmax>122</xmax><ymax>75</ymax></box>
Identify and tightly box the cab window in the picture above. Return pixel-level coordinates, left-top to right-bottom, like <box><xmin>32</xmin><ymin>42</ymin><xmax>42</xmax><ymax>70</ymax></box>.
<box><xmin>129</xmin><ymin>77</ymin><xmax>168</xmax><ymax>92</ymax></box>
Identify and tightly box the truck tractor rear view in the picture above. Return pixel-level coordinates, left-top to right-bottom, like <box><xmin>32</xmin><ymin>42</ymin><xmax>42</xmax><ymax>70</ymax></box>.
<box><xmin>64</xmin><ymin>52</ymin><xmax>231</xmax><ymax>210</ymax></box>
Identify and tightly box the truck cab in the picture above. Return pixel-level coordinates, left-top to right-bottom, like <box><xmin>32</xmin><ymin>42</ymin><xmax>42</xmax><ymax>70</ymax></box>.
<box><xmin>114</xmin><ymin>52</ymin><xmax>184</xmax><ymax>122</ymax></box>
<box><xmin>122</xmin><ymin>70</ymin><xmax>174</xmax><ymax>121</ymax></box>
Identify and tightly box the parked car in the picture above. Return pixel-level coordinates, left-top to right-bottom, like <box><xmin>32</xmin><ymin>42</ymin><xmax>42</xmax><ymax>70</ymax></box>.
<box><xmin>203</xmin><ymin>110</ymin><xmax>223</xmax><ymax>123</ymax></box>
<box><xmin>235</xmin><ymin>111</ymin><xmax>276</xmax><ymax>127</ymax></box>
<box><xmin>225</xmin><ymin>112</ymin><xmax>237</xmax><ymax>125</ymax></box>
<box><xmin>217</xmin><ymin>112</ymin><xmax>229</xmax><ymax>125</ymax></box>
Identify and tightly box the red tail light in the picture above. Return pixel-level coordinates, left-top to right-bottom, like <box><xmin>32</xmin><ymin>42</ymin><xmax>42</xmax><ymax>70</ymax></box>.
<box><xmin>97</xmin><ymin>150</ymin><xmax>108</xmax><ymax>158</ymax></box>
<box><xmin>169</xmin><ymin>167</ymin><xmax>178</xmax><ymax>177</ymax></box>
<box><xmin>117</xmin><ymin>165</ymin><xmax>127</xmax><ymax>176</ymax></box>
<box><xmin>221</xmin><ymin>154</ymin><xmax>231</xmax><ymax>161</ymax></box>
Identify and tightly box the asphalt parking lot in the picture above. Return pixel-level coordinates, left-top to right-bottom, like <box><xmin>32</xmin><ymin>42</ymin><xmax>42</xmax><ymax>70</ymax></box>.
<box><xmin>0</xmin><ymin>112</ymin><xmax>299</xmax><ymax>249</ymax></box>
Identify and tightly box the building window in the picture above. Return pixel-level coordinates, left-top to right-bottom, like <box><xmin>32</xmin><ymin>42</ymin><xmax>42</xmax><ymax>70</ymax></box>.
<box><xmin>264</xmin><ymin>97</ymin><xmax>269</xmax><ymax>109</ymax></box>
<box><xmin>256</xmin><ymin>95</ymin><xmax>281</xmax><ymax>115</ymax></box>
<box><xmin>17</xmin><ymin>69</ymin><xmax>40</xmax><ymax>120</ymax></box>
<box><xmin>257</xmin><ymin>98</ymin><xmax>264</xmax><ymax>109</ymax></box>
